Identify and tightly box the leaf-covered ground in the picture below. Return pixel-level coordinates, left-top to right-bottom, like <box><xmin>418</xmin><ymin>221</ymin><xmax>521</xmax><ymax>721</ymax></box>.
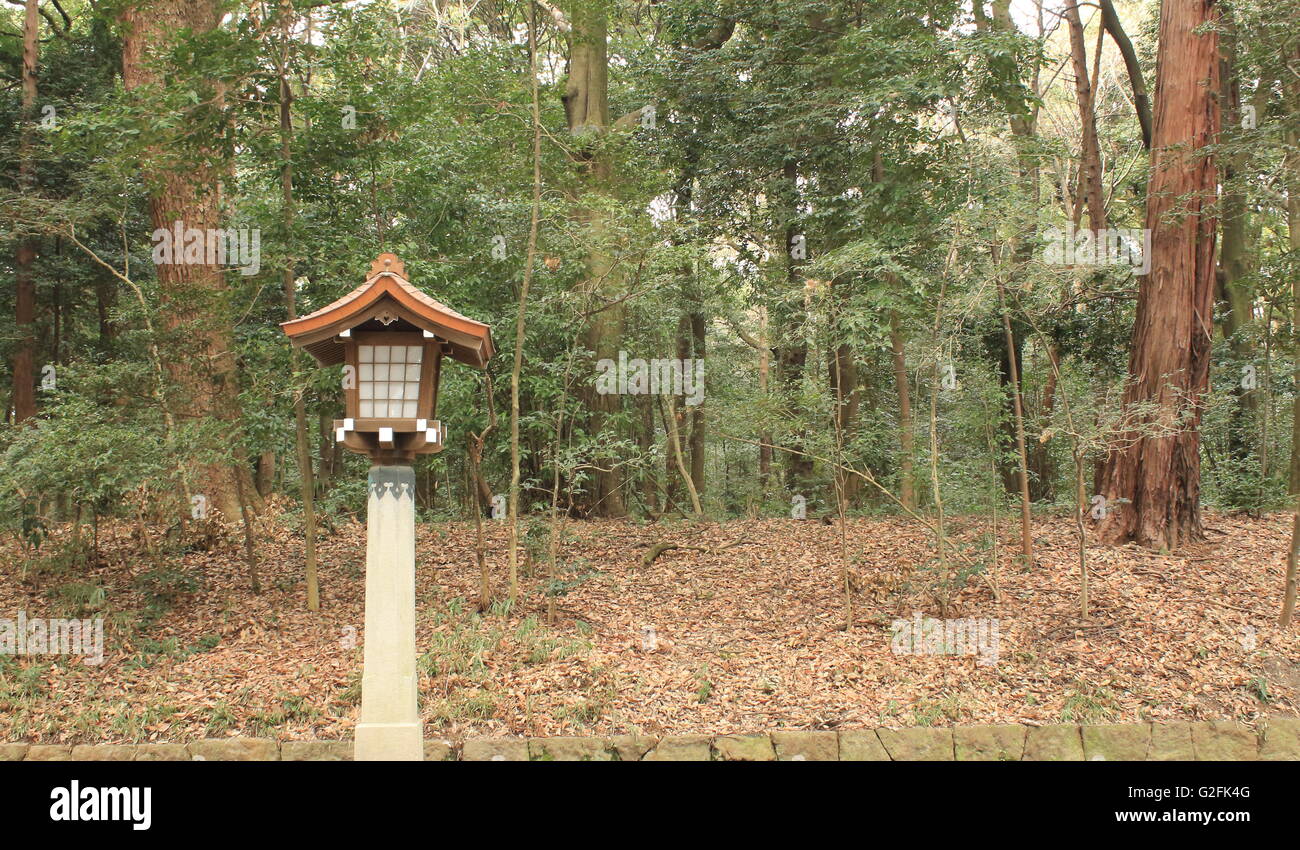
<box><xmin>2</xmin><ymin>506</ymin><xmax>1297</xmax><ymax>744</ymax></box>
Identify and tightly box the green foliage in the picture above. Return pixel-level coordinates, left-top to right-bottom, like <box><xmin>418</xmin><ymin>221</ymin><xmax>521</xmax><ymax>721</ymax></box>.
<box><xmin>1209</xmin><ymin>451</ymin><xmax>1288</xmax><ymax>515</ymax></box>
<box><xmin>48</xmin><ymin>581</ymin><xmax>106</xmax><ymax>618</ymax></box>
<box><xmin>0</xmin><ymin>389</ymin><xmax>167</xmax><ymax>538</ymax></box>
<box><xmin>0</xmin><ymin>0</ymin><xmax>1294</xmax><ymax>552</ymax></box>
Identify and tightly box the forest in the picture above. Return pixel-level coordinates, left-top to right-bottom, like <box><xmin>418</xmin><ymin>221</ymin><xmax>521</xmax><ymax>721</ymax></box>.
<box><xmin>1</xmin><ymin>0</ymin><xmax>1298</xmax><ymax>746</ymax></box>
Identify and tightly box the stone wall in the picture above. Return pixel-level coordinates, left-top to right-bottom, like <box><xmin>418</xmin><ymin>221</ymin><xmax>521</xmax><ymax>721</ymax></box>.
<box><xmin>5</xmin><ymin>719</ymin><xmax>1297</xmax><ymax>761</ymax></box>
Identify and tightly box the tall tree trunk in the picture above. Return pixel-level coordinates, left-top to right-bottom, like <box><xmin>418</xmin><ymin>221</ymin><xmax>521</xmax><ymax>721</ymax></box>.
<box><xmin>776</xmin><ymin>159</ymin><xmax>813</xmax><ymax>489</ymax></box>
<box><xmin>1032</xmin><ymin>344</ymin><xmax>1060</xmax><ymax>500</ymax></box>
<box><xmin>639</xmin><ymin>395</ymin><xmax>658</xmax><ymax>512</ymax></box>
<box><xmin>998</xmin><ymin>280</ymin><xmax>1033</xmax><ymax>563</ymax></box>
<box><xmin>986</xmin><ymin>323</ymin><xmax>1027</xmax><ymax>495</ymax></box>
<box><xmin>1285</xmin><ymin>72</ymin><xmax>1300</xmax><ymax>619</ymax></box>
<box><xmin>1282</xmin><ymin>506</ymin><xmax>1299</xmax><ymax>626</ymax></box>
<box><xmin>1285</xmin><ymin>79</ymin><xmax>1300</xmax><ymax>495</ymax></box>
<box><xmin>255</xmin><ymin>451</ymin><xmax>276</xmax><ymax>497</ymax></box>
<box><xmin>565</xmin><ymin>1</ymin><xmax>626</xmax><ymax>517</ymax></box>
<box><xmin>1286</xmin><ymin>123</ymin><xmax>1300</xmax><ymax>622</ymax></box>
<box><xmin>827</xmin><ymin>274</ymin><xmax>861</xmax><ymax>506</ymax></box>
<box><xmin>689</xmin><ymin>310</ymin><xmax>707</xmax><ymax>496</ymax></box>
<box><xmin>1097</xmin><ymin>0</ymin><xmax>1221</xmax><ymax>549</ymax></box>
<box><xmin>12</xmin><ymin>0</ymin><xmax>40</xmax><ymax>424</ymax></box>
<box><xmin>757</xmin><ymin>310</ymin><xmax>772</xmax><ymax>490</ymax></box>
<box><xmin>828</xmin><ymin>340</ymin><xmax>860</xmax><ymax>501</ymax></box>
<box><xmin>1217</xmin><ymin>30</ymin><xmax>1259</xmax><ymax>462</ymax></box>
<box><xmin>889</xmin><ymin>309</ymin><xmax>915</xmax><ymax>510</ymax></box>
<box><xmin>121</xmin><ymin>0</ymin><xmax>254</xmax><ymax>520</ymax></box>
<box><xmin>729</xmin><ymin>313</ymin><xmax>773</xmax><ymax>494</ymax></box>
<box><xmin>977</xmin><ymin>3</ymin><xmax>1052</xmax><ymax>499</ymax></box>
<box><xmin>672</xmin><ymin>168</ymin><xmax>708</xmax><ymax>501</ymax></box>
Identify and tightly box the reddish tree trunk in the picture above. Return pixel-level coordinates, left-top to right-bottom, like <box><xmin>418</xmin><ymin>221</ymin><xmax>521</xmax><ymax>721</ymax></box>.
<box><xmin>1097</xmin><ymin>0</ymin><xmax>1220</xmax><ymax>549</ymax></box>
<box><xmin>121</xmin><ymin>0</ymin><xmax>255</xmax><ymax>520</ymax></box>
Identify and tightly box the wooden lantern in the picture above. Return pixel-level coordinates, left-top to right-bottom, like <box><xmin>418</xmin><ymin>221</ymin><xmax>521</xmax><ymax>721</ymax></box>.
<box><xmin>281</xmin><ymin>253</ymin><xmax>494</xmax><ymax>462</ymax></box>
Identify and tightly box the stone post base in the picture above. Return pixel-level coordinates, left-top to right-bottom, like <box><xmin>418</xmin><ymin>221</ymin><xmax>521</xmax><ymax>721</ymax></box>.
<box><xmin>355</xmin><ymin>722</ymin><xmax>424</xmax><ymax>761</ymax></box>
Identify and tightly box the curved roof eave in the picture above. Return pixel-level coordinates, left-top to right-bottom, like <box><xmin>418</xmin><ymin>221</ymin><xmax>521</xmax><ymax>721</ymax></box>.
<box><xmin>281</xmin><ymin>270</ymin><xmax>495</xmax><ymax>367</ymax></box>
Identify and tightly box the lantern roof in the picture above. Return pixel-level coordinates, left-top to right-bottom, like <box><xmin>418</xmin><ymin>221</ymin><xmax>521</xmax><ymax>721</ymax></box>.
<box><xmin>281</xmin><ymin>253</ymin><xmax>495</xmax><ymax>368</ymax></box>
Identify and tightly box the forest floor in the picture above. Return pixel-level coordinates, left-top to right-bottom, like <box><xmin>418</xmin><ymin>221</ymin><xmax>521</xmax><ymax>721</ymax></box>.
<box><xmin>1</xmin><ymin>506</ymin><xmax>1297</xmax><ymax>744</ymax></box>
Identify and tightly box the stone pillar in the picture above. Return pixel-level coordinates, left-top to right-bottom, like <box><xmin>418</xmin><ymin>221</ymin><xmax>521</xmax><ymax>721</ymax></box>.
<box><xmin>355</xmin><ymin>464</ymin><xmax>423</xmax><ymax>760</ymax></box>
